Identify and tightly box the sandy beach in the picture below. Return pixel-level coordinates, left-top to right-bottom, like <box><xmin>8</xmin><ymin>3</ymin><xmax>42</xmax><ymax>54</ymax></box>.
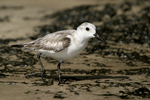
<box><xmin>0</xmin><ymin>0</ymin><xmax>150</xmax><ymax>100</ymax></box>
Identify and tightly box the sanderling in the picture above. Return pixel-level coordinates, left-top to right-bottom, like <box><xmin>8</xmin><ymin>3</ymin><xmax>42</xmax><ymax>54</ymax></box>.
<box><xmin>11</xmin><ymin>22</ymin><xmax>107</xmax><ymax>84</ymax></box>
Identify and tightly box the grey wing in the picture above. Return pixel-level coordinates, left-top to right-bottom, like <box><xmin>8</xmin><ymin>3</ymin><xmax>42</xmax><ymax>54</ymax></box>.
<box><xmin>23</xmin><ymin>31</ymin><xmax>72</xmax><ymax>52</ymax></box>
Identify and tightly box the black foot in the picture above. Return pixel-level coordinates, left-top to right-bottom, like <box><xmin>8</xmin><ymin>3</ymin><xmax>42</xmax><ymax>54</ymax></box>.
<box><xmin>58</xmin><ymin>81</ymin><xmax>63</xmax><ymax>85</ymax></box>
<box><xmin>41</xmin><ymin>70</ymin><xmax>46</xmax><ymax>82</ymax></box>
<box><xmin>58</xmin><ymin>81</ymin><xmax>69</xmax><ymax>85</ymax></box>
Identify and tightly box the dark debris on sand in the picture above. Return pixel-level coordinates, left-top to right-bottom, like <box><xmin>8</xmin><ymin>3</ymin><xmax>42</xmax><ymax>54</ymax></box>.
<box><xmin>0</xmin><ymin>0</ymin><xmax>150</xmax><ymax>99</ymax></box>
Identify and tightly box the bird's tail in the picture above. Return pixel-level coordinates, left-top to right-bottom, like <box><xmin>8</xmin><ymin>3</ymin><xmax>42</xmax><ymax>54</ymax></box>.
<box><xmin>11</xmin><ymin>44</ymin><xmax>24</xmax><ymax>48</ymax></box>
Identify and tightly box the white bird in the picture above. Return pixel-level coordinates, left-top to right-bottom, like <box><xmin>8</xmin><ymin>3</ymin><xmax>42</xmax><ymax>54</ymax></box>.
<box><xmin>11</xmin><ymin>22</ymin><xmax>107</xmax><ymax>84</ymax></box>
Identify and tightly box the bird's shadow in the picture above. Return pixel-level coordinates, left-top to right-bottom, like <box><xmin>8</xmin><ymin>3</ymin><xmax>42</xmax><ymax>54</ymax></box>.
<box><xmin>50</xmin><ymin>75</ymin><xmax>129</xmax><ymax>82</ymax></box>
<box><xmin>30</xmin><ymin>73</ymin><xmax>129</xmax><ymax>86</ymax></box>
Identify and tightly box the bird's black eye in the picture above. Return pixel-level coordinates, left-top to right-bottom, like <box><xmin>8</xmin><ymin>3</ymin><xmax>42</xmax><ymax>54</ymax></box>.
<box><xmin>86</xmin><ymin>27</ymin><xmax>90</xmax><ymax>31</ymax></box>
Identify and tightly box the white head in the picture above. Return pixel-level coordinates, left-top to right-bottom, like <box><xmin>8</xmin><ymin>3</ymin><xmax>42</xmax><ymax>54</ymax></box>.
<box><xmin>77</xmin><ymin>22</ymin><xmax>96</xmax><ymax>39</ymax></box>
<box><xmin>77</xmin><ymin>22</ymin><xmax>107</xmax><ymax>43</ymax></box>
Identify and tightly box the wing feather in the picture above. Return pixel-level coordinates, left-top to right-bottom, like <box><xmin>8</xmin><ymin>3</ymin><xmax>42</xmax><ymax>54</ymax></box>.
<box><xmin>23</xmin><ymin>30</ymin><xmax>75</xmax><ymax>52</ymax></box>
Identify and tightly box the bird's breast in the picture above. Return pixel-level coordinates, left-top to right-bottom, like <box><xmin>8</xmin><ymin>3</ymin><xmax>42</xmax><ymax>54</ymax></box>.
<box><xmin>67</xmin><ymin>40</ymin><xmax>88</xmax><ymax>56</ymax></box>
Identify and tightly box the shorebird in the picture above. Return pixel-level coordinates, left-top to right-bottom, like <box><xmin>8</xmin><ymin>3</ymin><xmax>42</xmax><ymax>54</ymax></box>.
<box><xmin>11</xmin><ymin>22</ymin><xmax>107</xmax><ymax>84</ymax></box>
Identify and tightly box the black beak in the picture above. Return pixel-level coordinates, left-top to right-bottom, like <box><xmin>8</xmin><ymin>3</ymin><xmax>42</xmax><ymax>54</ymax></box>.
<box><xmin>94</xmin><ymin>34</ymin><xmax>107</xmax><ymax>44</ymax></box>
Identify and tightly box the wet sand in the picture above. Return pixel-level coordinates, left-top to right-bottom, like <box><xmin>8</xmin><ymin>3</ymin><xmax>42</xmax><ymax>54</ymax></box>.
<box><xmin>0</xmin><ymin>0</ymin><xmax>150</xmax><ymax>100</ymax></box>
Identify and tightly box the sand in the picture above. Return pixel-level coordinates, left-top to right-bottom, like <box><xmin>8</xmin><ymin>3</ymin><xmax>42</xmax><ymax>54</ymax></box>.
<box><xmin>0</xmin><ymin>0</ymin><xmax>150</xmax><ymax>100</ymax></box>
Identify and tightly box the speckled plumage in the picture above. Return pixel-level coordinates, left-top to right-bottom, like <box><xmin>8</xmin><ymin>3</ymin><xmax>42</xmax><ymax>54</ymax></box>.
<box><xmin>11</xmin><ymin>22</ymin><xmax>106</xmax><ymax>84</ymax></box>
<box><xmin>23</xmin><ymin>30</ymin><xmax>75</xmax><ymax>52</ymax></box>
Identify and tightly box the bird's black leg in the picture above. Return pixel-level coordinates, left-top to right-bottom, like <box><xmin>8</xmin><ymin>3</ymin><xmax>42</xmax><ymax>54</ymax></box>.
<box><xmin>57</xmin><ymin>62</ymin><xmax>63</xmax><ymax>85</ymax></box>
<box><xmin>37</xmin><ymin>53</ymin><xmax>46</xmax><ymax>81</ymax></box>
